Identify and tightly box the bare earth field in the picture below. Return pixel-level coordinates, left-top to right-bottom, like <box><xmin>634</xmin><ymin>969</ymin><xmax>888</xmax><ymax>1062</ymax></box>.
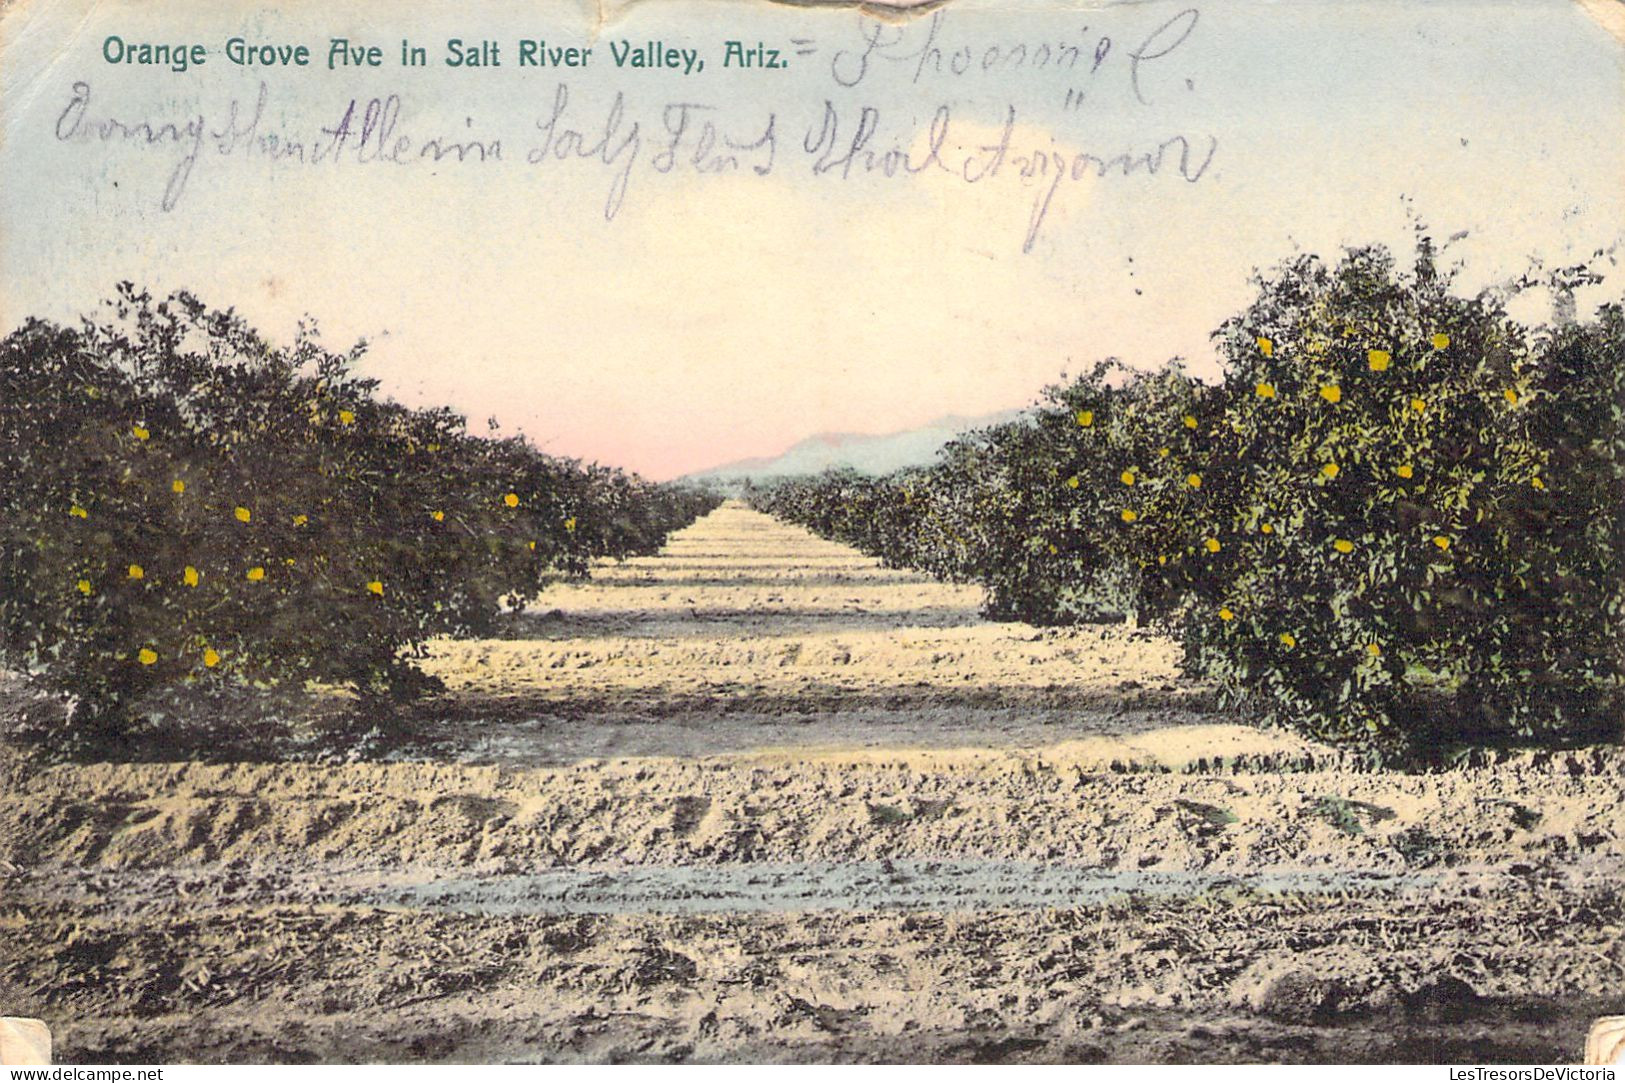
<box><xmin>2</xmin><ymin>503</ymin><xmax>1622</xmax><ymax>1063</ymax></box>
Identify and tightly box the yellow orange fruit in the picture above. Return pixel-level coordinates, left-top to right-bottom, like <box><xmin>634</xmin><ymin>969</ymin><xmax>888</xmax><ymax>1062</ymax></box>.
<box><xmin>504</xmin><ymin>493</ymin><xmax>520</xmax><ymax>508</ymax></box>
<box><xmin>1219</xmin><ymin>607</ymin><xmax>1235</xmax><ymax>621</ymax></box>
<box><xmin>1397</xmin><ymin>464</ymin><xmax>1414</xmax><ymax>479</ymax></box>
<box><xmin>234</xmin><ymin>506</ymin><xmax>252</xmax><ymax>523</ymax></box>
<box><xmin>1257</xmin><ymin>337</ymin><xmax>1273</xmax><ymax>356</ymax></box>
<box><xmin>1121</xmin><ymin>509</ymin><xmax>1138</xmax><ymax>523</ymax></box>
<box><xmin>138</xmin><ymin>648</ymin><xmax>158</xmax><ymax>665</ymax></box>
<box><xmin>1119</xmin><ymin>471</ymin><xmax>1134</xmax><ymax>486</ymax></box>
<box><xmin>1186</xmin><ymin>473</ymin><xmax>1201</xmax><ymax>489</ymax></box>
<box><xmin>246</xmin><ymin>566</ymin><xmax>265</xmax><ymax>581</ymax></box>
<box><xmin>1368</xmin><ymin>350</ymin><xmax>1391</xmax><ymax>371</ymax></box>
<box><xmin>1204</xmin><ymin>537</ymin><xmax>1221</xmax><ymax>553</ymax></box>
<box><xmin>76</xmin><ymin>579</ymin><xmax>92</xmax><ymax>595</ymax></box>
<box><xmin>1320</xmin><ymin>385</ymin><xmax>1342</xmax><ymax>404</ymax></box>
<box><xmin>183</xmin><ymin>566</ymin><xmax>199</xmax><ymax>587</ymax></box>
<box><xmin>172</xmin><ymin>479</ymin><xmax>185</xmax><ymax>494</ymax></box>
<box><xmin>1431</xmin><ymin>333</ymin><xmax>1450</xmax><ymax>349</ymax></box>
<box><xmin>203</xmin><ymin>648</ymin><xmax>220</xmax><ymax>668</ymax></box>
<box><xmin>1256</xmin><ymin>383</ymin><xmax>1276</xmax><ymax>399</ymax></box>
<box><xmin>1321</xmin><ymin>463</ymin><xmax>1340</xmax><ymax>479</ymax></box>
<box><xmin>1076</xmin><ymin>410</ymin><xmax>1094</xmax><ymax>428</ymax></box>
<box><xmin>367</xmin><ymin>580</ymin><xmax>384</xmax><ymax>596</ymax></box>
<box><xmin>1333</xmin><ymin>539</ymin><xmax>1355</xmax><ymax>554</ymax></box>
<box><xmin>128</xmin><ymin>564</ymin><xmax>144</xmax><ymax>580</ymax></box>
<box><xmin>1280</xmin><ymin>633</ymin><xmax>1297</xmax><ymax>648</ymax></box>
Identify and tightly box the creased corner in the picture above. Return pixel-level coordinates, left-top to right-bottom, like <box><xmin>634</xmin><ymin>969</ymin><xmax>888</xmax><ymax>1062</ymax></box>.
<box><xmin>592</xmin><ymin>0</ymin><xmax>949</xmax><ymax>33</ymax></box>
<box><xmin>1575</xmin><ymin>0</ymin><xmax>1625</xmax><ymax>46</ymax></box>
<box><xmin>764</xmin><ymin>0</ymin><xmax>951</xmax><ymax>24</ymax></box>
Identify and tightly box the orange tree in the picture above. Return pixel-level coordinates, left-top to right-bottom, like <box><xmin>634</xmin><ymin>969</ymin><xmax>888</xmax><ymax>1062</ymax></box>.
<box><xmin>1038</xmin><ymin>359</ymin><xmax>1226</xmax><ymax>625</ymax></box>
<box><xmin>0</xmin><ymin>285</ymin><xmax>719</xmax><ymax>744</ymax></box>
<box><xmin>1187</xmin><ymin>244</ymin><xmax>1622</xmax><ymax>757</ymax></box>
<box><xmin>752</xmin><ymin>242</ymin><xmax>1624</xmax><ymax>762</ymax></box>
<box><xmin>754</xmin><ymin>362</ymin><xmax>1222</xmax><ymax>626</ymax></box>
<box><xmin>1513</xmin><ymin>304</ymin><xmax>1625</xmax><ymax>739</ymax></box>
<box><xmin>911</xmin><ymin>416</ymin><xmax>1092</xmax><ymax>622</ymax></box>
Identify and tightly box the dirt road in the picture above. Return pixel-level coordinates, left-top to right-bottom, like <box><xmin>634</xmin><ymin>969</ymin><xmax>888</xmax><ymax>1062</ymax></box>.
<box><xmin>2</xmin><ymin>503</ymin><xmax>1622</xmax><ymax>1063</ymax></box>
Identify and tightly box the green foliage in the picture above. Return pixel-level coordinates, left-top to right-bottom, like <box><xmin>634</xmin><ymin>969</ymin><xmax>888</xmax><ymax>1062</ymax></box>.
<box><xmin>751</xmin><ymin>243</ymin><xmax>1625</xmax><ymax>763</ymax></box>
<box><xmin>866</xmin><ymin>802</ymin><xmax>913</xmax><ymax>826</ymax></box>
<box><xmin>0</xmin><ymin>285</ymin><xmax>719</xmax><ymax>743</ymax></box>
<box><xmin>1309</xmin><ymin>796</ymin><xmax>1395</xmax><ymax>836</ymax></box>
<box><xmin>1173</xmin><ymin>799</ymin><xmax>1238</xmax><ymax>828</ymax></box>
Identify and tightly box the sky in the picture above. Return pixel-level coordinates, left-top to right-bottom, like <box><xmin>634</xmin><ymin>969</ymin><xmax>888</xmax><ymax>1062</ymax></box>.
<box><xmin>1</xmin><ymin>0</ymin><xmax>1621</xmax><ymax>479</ymax></box>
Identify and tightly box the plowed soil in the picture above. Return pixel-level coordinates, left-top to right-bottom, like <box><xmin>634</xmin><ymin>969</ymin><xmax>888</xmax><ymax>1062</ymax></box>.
<box><xmin>2</xmin><ymin>503</ymin><xmax>1622</xmax><ymax>1063</ymax></box>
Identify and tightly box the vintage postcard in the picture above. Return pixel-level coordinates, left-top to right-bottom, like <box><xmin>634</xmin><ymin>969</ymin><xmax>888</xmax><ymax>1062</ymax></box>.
<box><xmin>1</xmin><ymin>0</ymin><xmax>1622</xmax><ymax>1066</ymax></box>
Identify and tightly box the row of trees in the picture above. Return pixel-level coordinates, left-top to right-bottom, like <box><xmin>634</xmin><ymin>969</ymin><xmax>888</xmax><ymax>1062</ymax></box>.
<box><xmin>751</xmin><ymin>243</ymin><xmax>1625</xmax><ymax>762</ymax></box>
<box><xmin>0</xmin><ymin>285</ymin><xmax>720</xmax><ymax>741</ymax></box>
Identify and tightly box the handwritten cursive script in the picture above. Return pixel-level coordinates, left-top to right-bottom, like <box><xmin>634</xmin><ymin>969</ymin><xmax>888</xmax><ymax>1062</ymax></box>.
<box><xmin>52</xmin><ymin>78</ymin><xmax>1215</xmax><ymax>252</ymax></box>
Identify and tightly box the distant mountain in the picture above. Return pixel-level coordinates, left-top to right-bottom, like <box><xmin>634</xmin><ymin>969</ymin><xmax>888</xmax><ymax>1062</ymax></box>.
<box><xmin>683</xmin><ymin>409</ymin><xmax>1026</xmax><ymax>486</ymax></box>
